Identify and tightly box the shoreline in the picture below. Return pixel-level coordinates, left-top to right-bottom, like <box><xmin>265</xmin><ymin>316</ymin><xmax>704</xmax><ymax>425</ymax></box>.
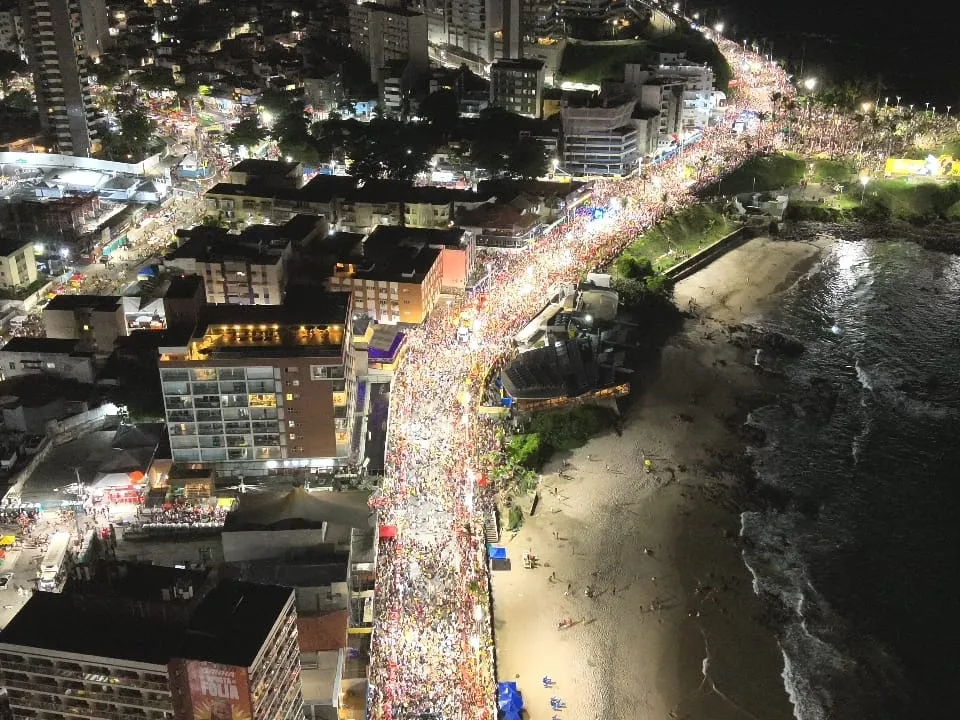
<box><xmin>491</xmin><ymin>235</ymin><xmax>832</xmax><ymax>719</ymax></box>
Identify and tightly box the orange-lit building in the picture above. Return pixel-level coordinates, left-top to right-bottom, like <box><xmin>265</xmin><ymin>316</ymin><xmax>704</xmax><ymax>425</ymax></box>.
<box><xmin>158</xmin><ymin>298</ymin><xmax>360</xmax><ymax>475</ymax></box>
<box><xmin>326</xmin><ymin>227</ymin><xmax>444</xmax><ymax>325</ymax></box>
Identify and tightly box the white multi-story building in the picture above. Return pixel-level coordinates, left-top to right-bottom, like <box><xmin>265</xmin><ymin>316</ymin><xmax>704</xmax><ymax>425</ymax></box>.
<box><xmin>18</xmin><ymin>0</ymin><xmax>98</xmax><ymax>156</ymax></box>
<box><xmin>561</xmin><ymin>97</ymin><xmax>638</xmax><ymax>177</ymax></box>
<box><xmin>348</xmin><ymin>0</ymin><xmax>428</xmax><ymax>82</ymax></box>
<box><xmin>625</xmin><ymin>53</ymin><xmax>725</xmax><ymax>132</ymax></box>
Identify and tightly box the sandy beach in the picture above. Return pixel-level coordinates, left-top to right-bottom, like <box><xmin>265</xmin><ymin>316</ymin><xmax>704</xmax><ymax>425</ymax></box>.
<box><xmin>491</xmin><ymin>236</ymin><xmax>831</xmax><ymax>720</ymax></box>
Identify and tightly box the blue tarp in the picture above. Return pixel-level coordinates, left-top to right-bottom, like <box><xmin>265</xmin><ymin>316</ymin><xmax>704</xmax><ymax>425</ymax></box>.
<box><xmin>488</xmin><ymin>546</ymin><xmax>507</xmax><ymax>560</ymax></box>
<box><xmin>497</xmin><ymin>681</ymin><xmax>523</xmax><ymax>714</ymax></box>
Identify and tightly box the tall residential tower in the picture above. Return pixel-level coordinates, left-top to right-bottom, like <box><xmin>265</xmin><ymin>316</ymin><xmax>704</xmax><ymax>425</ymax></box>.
<box><xmin>19</xmin><ymin>0</ymin><xmax>98</xmax><ymax>155</ymax></box>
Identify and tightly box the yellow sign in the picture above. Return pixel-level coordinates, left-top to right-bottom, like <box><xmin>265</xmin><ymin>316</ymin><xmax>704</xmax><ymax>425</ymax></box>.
<box><xmin>0</xmin><ymin>536</ymin><xmax>15</xmax><ymax>547</ymax></box>
<box><xmin>884</xmin><ymin>155</ymin><xmax>960</xmax><ymax>178</ymax></box>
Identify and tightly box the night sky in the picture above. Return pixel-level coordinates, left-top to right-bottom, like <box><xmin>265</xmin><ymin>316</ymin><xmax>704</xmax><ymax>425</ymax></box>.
<box><xmin>711</xmin><ymin>0</ymin><xmax>960</xmax><ymax>107</ymax></box>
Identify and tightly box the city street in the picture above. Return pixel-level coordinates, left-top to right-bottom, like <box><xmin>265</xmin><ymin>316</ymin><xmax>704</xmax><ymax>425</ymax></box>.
<box><xmin>368</xmin><ymin>37</ymin><xmax>791</xmax><ymax>719</ymax></box>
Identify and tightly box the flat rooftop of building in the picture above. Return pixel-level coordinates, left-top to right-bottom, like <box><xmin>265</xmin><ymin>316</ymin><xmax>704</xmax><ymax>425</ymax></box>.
<box><xmin>288</xmin><ymin>175</ymin><xmax>359</xmax><ymax>203</ymax></box>
<box><xmin>168</xmin><ymin>226</ymin><xmax>289</xmax><ymax>264</ymax></box>
<box><xmin>179</xmin><ymin>579</ymin><xmax>294</xmax><ymax>667</ymax></box>
<box><xmin>365</xmin><ymin>224</ymin><xmax>466</xmax><ymax>250</ymax></box>
<box><xmin>195</xmin><ymin>295</ymin><xmax>350</xmax><ymax>333</ymax></box>
<box><xmin>0</xmin><ymin>337</ymin><xmax>92</xmax><ymax>355</ymax></box>
<box><xmin>0</xmin><ymin>574</ymin><xmax>294</xmax><ymax>668</ymax></box>
<box><xmin>230</xmin><ymin>158</ymin><xmax>300</xmax><ymax>176</ymax></box>
<box><xmin>0</xmin><ymin>237</ymin><xmax>31</xmax><ymax>256</ymax></box>
<box><xmin>44</xmin><ymin>294</ymin><xmax>121</xmax><ymax>312</ymax></box>
<box><xmin>492</xmin><ymin>58</ymin><xmax>545</xmax><ymax>70</ymax></box>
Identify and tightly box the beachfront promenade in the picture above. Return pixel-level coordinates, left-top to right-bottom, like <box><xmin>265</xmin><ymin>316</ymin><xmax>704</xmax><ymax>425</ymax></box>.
<box><xmin>367</xmin><ymin>37</ymin><xmax>792</xmax><ymax>720</ymax></box>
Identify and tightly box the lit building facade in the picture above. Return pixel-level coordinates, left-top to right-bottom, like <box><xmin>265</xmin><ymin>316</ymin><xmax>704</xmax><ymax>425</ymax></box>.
<box><xmin>158</xmin><ymin>302</ymin><xmax>360</xmax><ymax>475</ymax></box>
<box><xmin>348</xmin><ymin>1</ymin><xmax>428</xmax><ymax>82</ymax></box>
<box><xmin>561</xmin><ymin>98</ymin><xmax>639</xmax><ymax>177</ymax></box>
<box><xmin>18</xmin><ymin>0</ymin><xmax>98</xmax><ymax>155</ymax></box>
<box><xmin>490</xmin><ymin>58</ymin><xmax>544</xmax><ymax>118</ymax></box>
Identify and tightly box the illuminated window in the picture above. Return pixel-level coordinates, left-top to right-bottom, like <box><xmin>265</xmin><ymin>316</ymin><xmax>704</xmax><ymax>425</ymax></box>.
<box><xmin>285</xmin><ymin>393</ymin><xmax>293</xmax><ymax>401</ymax></box>
<box><xmin>249</xmin><ymin>393</ymin><xmax>277</xmax><ymax>408</ymax></box>
<box><xmin>289</xmin><ymin>433</ymin><xmax>296</xmax><ymax>440</ymax></box>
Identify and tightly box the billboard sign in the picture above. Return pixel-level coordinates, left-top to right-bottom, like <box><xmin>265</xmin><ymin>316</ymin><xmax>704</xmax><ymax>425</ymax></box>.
<box><xmin>170</xmin><ymin>660</ymin><xmax>253</xmax><ymax>720</ymax></box>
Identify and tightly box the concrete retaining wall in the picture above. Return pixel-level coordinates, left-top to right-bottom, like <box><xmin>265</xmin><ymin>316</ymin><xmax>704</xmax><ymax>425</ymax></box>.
<box><xmin>664</xmin><ymin>226</ymin><xmax>752</xmax><ymax>282</ymax></box>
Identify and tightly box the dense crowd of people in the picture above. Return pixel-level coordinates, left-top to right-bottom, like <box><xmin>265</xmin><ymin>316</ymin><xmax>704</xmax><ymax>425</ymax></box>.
<box><xmin>367</xmin><ymin>38</ymin><xmax>792</xmax><ymax>720</ymax></box>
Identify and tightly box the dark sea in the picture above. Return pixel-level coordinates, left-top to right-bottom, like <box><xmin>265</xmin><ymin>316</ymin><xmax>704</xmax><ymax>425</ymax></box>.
<box><xmin>722</xmin><ymin>0</ymin><xmax>960</xmax><ymax>107</ymax></box>
<box><xmin>741</xmin><ymin>238</ymin><xmax>960</xmax><ymax>720</ymax></box>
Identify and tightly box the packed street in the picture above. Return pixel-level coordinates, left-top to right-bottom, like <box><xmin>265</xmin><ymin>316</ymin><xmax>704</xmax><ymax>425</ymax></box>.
<box><xmin>368</xmin><ymin>37</ymin><xmax>792</xmax><ymax>720</ymax></box>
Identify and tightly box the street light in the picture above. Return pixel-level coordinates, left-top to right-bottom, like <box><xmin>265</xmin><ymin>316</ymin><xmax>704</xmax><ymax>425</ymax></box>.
<box><xmin>896</xmin><ymin>96</ymin><xmax>901</xmax><ymax>107</ymax></box>
<box><xmin>861</xmin><ymin>102</ymin><xmax>872</xmax><ymax>113</ymax></box>
<box><xmin>713</xmin><ymin>22</ymin><xmax>724</xmax><ymax>34</ymax></box>
<box><xmin>803</xmin><ymin>77</ymin><xmax>817</xmax><ymax>92</ymax></box>
<box><xmin>859</xmin><ymin>174</ymin><xmax>870</xmax><ymax>203</ymax></box>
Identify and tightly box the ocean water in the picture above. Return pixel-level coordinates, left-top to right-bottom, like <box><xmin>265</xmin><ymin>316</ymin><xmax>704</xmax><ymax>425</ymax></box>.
<box><xmin>741</xmin><ymin>238</ymin><xmax>960</xmax><ymax>720</ymax></box>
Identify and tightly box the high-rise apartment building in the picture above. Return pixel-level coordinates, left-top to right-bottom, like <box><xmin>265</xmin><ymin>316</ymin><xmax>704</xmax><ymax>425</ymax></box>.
<box><xmin>490</xmin><ymin>58</ymin><xmax>544</xmax><ymax>117</ymax></box>
<box><xmin>0</xmin><ymin>566</ymin><xmax>303</xmax><ymax>720</ymax></box>
<box><xmin>348</xmin><ymin>1</ymin><xmax>428</xmax><ymax>82</ymax></box>
<box><xmin>158</xmin><ymin>299</ymin><xmax>361</xmax><ymax>474</ymax></box>
<box><xmin>77</xmin><ymin>0</ymin><xmax>107</xmax><ymax>58</ymax></box>
<box><xmin>18</xmin><ymin>0</ymin><xmax>98</xmax><ymax>155</ymax></box>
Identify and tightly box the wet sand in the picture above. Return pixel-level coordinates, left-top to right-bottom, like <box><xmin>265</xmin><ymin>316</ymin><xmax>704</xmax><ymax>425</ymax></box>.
<box><xmin>491</xmin><ymin>236</ymin><xmax>831</xmax><ymax>720</ymax></box>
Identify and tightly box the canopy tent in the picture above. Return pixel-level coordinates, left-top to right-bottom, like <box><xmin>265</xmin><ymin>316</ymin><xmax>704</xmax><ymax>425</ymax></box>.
<box><xmin>497</xmin><ymin>682</ymin><xmax>524</xmax><ymax>715</ymax></box>
<box><xmin>488</xmin><ymin>546</ymin><xmax>507</xmax><ymax>560</ymax></box>
<box><xmin>379</xmin><ymin>525</ymin><xmax>398</xmax><ymax>539</ymax></box>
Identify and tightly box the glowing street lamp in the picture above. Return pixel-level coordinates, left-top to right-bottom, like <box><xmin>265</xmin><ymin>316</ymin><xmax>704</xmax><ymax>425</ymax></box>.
<box><xmin>896</xmin><ymin>95</ymin><xmax>901</xmax><ymax>107</ymax></box>
<box><xmin>803</xmin><ymin>77</ymin><xmax>817</xmax><ymax>92</ymax></box>
<box><xmin>713</xmin><ymin>21</ymin><xmax>724</xmax><ymax>34</ymax></box>
<box><xmin>692</xmin><ymin>11</ymin><xmax>699</xmax><ymax>19</ymax></box>
<box><xmin>859</xmin><ymin>174</ymin><xmax>870</xmax><ymax>203</ymax></box>
<box><xmin>34</xmin><ymin>243</ymin><xmax>44</xmax><ymax>255</ymax></box>
<box><xmin>861</xmin><ymin>102</ymin><xmax>872</xmax><ymax>113</ymax></box>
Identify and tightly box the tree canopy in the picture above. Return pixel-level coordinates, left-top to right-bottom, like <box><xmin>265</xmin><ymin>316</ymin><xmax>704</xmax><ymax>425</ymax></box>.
<box><xmin>310</xmin><ymin>116</ymin><xmax>434</xmax><ymax>182</ymax></box>
<box><xmin>226</xmin><ymin>116</ymin><xmax>268</xmax><ymax>150</ymax></box>
<box><xmin>99</xmin><ymin>110</ymin><xmax>158</xmax><ymax>161</ymax></box>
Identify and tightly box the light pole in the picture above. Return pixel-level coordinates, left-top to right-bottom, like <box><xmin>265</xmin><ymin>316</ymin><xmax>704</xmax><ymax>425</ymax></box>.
<box><xmin>896</xmin><ymin>96</ymin><xmax>901</xmax><ymax>107</ymax></box>
<box><xmin>859</xmin><ymin>175</ymin><xmax>870</xmax><ymax>203</ymax></box>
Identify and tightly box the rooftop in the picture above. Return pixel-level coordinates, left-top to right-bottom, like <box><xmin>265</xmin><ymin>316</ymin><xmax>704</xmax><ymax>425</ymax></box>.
<box><xmin>365</xmin><ymin>225</ymin><xmax>467</xmax><ymax>251</ymax></box>
<box><xmin>172</xmin><ymin>298</ymin><xmax>352</xmax><ymax>360</ymax></box>
<box><xmin>0</xmin><ymin>570</ymin><xmax>294</xmax><ymax>668</ymax></box>
<box><xmin>231</xmin><ymin>159</ymin><xmax>300</xmax><ymax>176</ymax></box>
<box><xmin>492</xmin><ymin>58</ymin><xmax>545</xmax><ymax>71</ymax></box>
<box><xmin>0</xmin><ymin>237</ymin><xmax>32</xmax><ymax>257</ymax></box>
<box><xmin>0</xmin><ymin>337</ymin><xmax>92</xmax><ymax>355</ymax></box>
<box><xmin>45</xmin><ymin>295</ymin><xmax>121</xmax><ymax>312</ymax></box>
<box><xmin>167</xmin><ymin>226</ymin><xmax>290</xmax><ymax>265</ymax></box>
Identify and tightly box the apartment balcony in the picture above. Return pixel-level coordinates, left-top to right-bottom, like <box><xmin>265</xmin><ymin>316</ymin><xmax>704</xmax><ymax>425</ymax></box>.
<box><xmin>2</xmin><ymin>677</ymin><xmax>171</xmax><ymax>711</ymax></box>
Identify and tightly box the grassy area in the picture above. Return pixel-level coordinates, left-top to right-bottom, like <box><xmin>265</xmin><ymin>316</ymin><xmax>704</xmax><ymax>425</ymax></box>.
<box><xmin>808</xmin><ymin>157</ymin><xmax>857</xmax><ymax>185</ymax></box>
<box><xmin>867</xmin><ymin>179</ymin><xmax>960</xmax><ymax>222</ymax></box>
<box><xmin>559</xmin><ymin>29</ymin><xmax>731</xmax><ymax>89</ymax></box>
<box><xmin>617</xmin><ymin>202</ymin><xmax>738</xmax><ymax>271</ymax></box>
<box><xmin>710</xmin><ymin>153</ymin><xmax>806</xmax><ymax>195</ymax></box>
<box><xmin>559</xmin><ymin>41</ymin><xmax>650</xmax><ymax>85</ymax></box>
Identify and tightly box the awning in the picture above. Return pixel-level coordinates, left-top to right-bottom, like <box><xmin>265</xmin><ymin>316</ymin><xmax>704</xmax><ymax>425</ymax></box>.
<box><xmin>488</xmin><ymin>546</ymin><xmax>507</xmax><ymax>560</ymax></box>
<box><xmin>379</xmin><ymin>525</ymin><xmax>398</xmax><ymax>539</ymax></box>
<box><xmin>0</xmin><ymin>536</ymin><xmax>15</xmax><ymax>547</ymax></box>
